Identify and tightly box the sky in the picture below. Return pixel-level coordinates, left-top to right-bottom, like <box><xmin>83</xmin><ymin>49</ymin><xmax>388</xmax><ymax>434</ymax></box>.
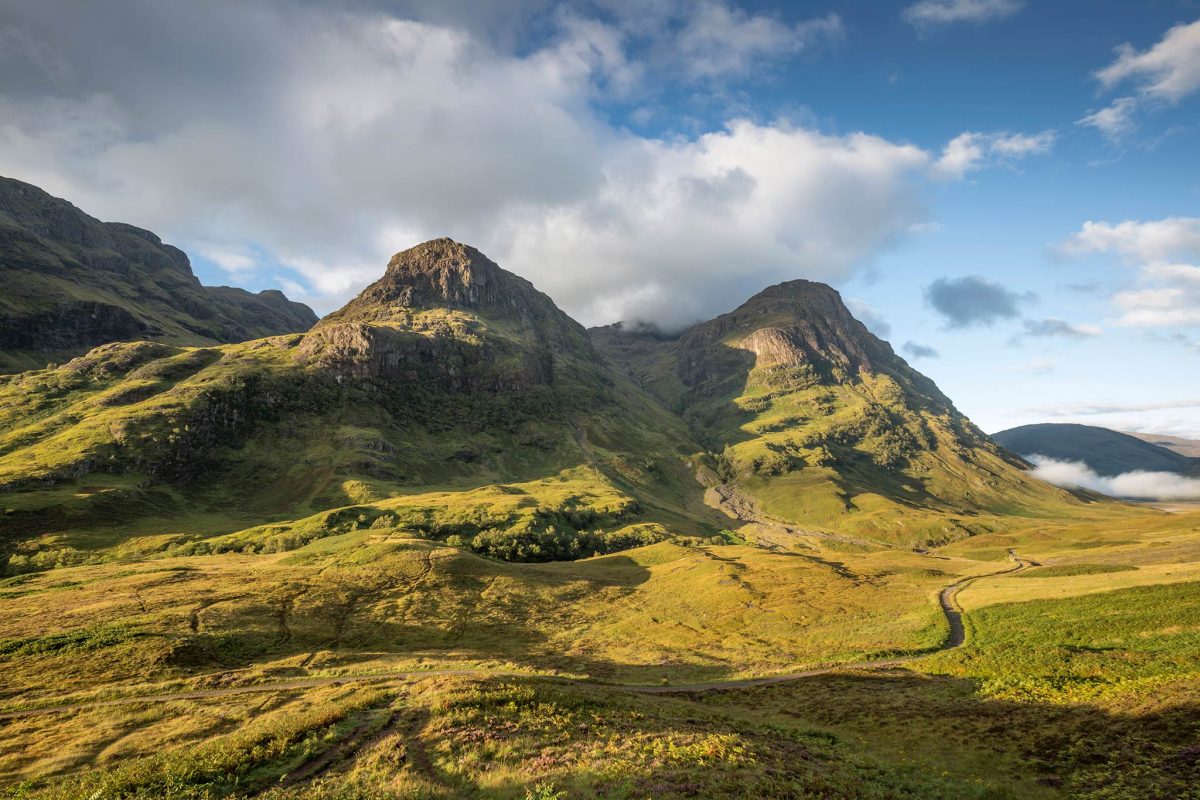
<box><xmin>1</xmin><ymin>0</ymin><xmax>1199</xmax><ymax>437</ymax></box>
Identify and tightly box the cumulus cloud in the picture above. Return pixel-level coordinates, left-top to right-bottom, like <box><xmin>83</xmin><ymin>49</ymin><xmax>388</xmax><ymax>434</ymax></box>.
<box><xmin>1058</xmin><ymin>218</ymin><xmax>1200</xmax><ymax>328</ymax></box>
<box><xmin>902</xmin><ymin>340</ymin><xmax>939</xmax><ymax>359</ymax></box>
<box><xmin>1027</xmin><ymin>455</ymin><xmax>1200</xmax><ymax>500</ymax></box>
<box><xmin>1095</xmin><ymin>19</ymin><xmax>1200</xmax><ymax>102</ymax></box>
<box><xmin>0</xmin><ymin>0</ymin><xmax>952</xmax><ymax>328</ymax></box>
<box><xmin>499</xmin><ymin>122</ymin><xmax>931</xmax><ymax>328</ymax></box>
<box><xmin>902</xmin><ymin>0</ymin><xmax>1023</xmax><ymax>29</ymax></box>
<box><xmin>1060</xmin><ymin>218</ymin><xmax>1200</xmax><ymax>263</ymax></box>
<box><xmin>931</xmin><ymin>130</ymin><xmax>1055</xmax><ymax>180</ymax></box>
<box><xmin>925</xmin><ymin>275</ymin><xmax>1033</xmax><ymax>328</ymax></box>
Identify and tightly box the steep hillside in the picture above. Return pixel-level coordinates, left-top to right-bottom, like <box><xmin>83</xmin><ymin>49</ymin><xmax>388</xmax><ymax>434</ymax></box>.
<box><xmin>0</xmin><ymin>239</ymin><xmax>719</xmax><ymax>572</ymax></box>
<box><xmin>593</xmin><ymin>280</ymin><xmax>1096</xmax><ymax>546</ymax></box>
<box><xmin>994</xmin><ymin>423</ymin><xmax>1200</xmax><ymax>477</ymax></box>
<box><xmin>0</xmin><ymin>176</ymin><xmax>316</xmax><ymax>372</ymax></box>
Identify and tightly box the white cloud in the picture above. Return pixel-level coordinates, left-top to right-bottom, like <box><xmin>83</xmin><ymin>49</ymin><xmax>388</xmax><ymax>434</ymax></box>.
<box><xmin>1059</xmin><ymin>218</ymin><xmax>1200</xmax><ymax>328</ymax></box>
<box><xmin>1059</xmin><ymin>218</ymin><xmax>1200</xmax><ymax>263</ymax></box>
<box><xmin>674</xmin><ymin>6</ymin><xmax>843</xmax><ymax>80</ymax></box>
<box><xmin>497</xmin><ymin>121</ymin><xmax>931</xmax><ymax>327</ymax></box>
<box><xmin>197</xmin><ymin>245</ymin><xmax>257</xmax><ymax>275</ymax></box>
<box><xmin>0</xmin><ymin>1</ymin><xmax>938</xmax><ymax>327</ymax></box>
<box><xmin>931</xmin><ymin>130</ymin><xmax>1055</xmax><ymax>179</ymax></box>
<box><xmin>1077</xmin><ymin>96</ymin><xmax>1139</xmax><ymax>140</ymax></box>
<box><xmin>903</xmin><ymin>0</ymin><xmax>1023</xmax><ymax>29</ymax></box>
<box><xmin>1027</xmin><ymin>455</ymin><xmax>1200</xmax><ymax>500</ymax></box>
<box><xmin>1095</xmin><ymin>19</ymin><xmax>1200</xmax><ymax>102</ymax></box>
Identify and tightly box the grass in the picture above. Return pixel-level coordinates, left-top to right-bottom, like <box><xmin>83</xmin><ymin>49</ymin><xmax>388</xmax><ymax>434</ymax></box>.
<box><xmin>3</xmin><ymin>505</ymin><xmax>1198</xmax><ymax>798</ymax></box>
<box><xmin>1</xmin><ymin>296</ymin><xmax>1199</xmax><ymax>797</ymax></box>
<box><xmin>2</xmin><ymin>676</ymin><xmax>1044</xmax><ymax>799</ymax></box>
<box><xmin>923</xmin><ymin>581</ymin><xmax>1200</xmax><ymax>704</ymax></box>
<box><xmin>0</xmin><ymin>536</ymin><xmax>961</xmax><ymax>705</ymax></box>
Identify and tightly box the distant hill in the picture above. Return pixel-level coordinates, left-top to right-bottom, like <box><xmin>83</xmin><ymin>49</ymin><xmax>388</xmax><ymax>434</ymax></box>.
<box><xmin>1122</xmin><ymin>430</ymin><xmax>1200</xmax><ymax>459</ymax></box>
<box><xmin>993</xmin><ymin>423</ymin><xmax>1200</xmax><ymax>476</ymax></box>
<box><xmin>0</xmin><ymin>176</ymin><xmax>317</xmax><ymax>372</ymax></box>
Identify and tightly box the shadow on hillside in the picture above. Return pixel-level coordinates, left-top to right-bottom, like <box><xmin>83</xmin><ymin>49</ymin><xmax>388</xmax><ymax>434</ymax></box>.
<box><xmin>676</xmin><ymin>342</ymin><xmax>758</xmax><ymax>453</ymax></box>
<box><xmin>166</xmin><ymin>553</ymin><xmax>676</xmax><ymax>679</ymax></box>
<box><xmin>685</xmin><ymin>669</ymin><xmax>1200</xmax><ymax>798</ymax></box>
<box><xmin>687</xmin><ymin>340</ymin><xmax>948</xmax><ymax>514</ymax></box>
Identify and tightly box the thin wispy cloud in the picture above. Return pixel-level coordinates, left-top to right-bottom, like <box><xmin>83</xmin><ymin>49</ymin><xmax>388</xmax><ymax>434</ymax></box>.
<box><xmin>1082</xmin><ymin>19</ymin><xmax>1200</xmax><ymax>139</ymax></box>
<box><xmin>903</xmin><ymin>0</ymin><xmax>1023</xmax><ymax>30</ymax></box>
<box><xmin>1077</xmin><ymin>96</ymin><xmax>1139</xmax><ymax>141</ymax></box>
<box><xmin>931</xmin><ymin>130</ymin><xmax>1055</xmax><ymax>180</ymax></box>
<box><xmin>1012</xmin><ymin>318</ymin><xmax>1102</xmax><ymax>343</ymax></box>
<box><xmin>1021</xmin><ymin>399</ymin><xmax>1200</xmax><ymax>416</ymax></box>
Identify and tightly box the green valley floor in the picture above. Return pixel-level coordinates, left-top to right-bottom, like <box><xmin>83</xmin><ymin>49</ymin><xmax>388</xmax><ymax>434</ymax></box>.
<box><xmin>2</xmin><ymin>503</ymin><xmax>1198</xmax><ymax>799</ymax></box>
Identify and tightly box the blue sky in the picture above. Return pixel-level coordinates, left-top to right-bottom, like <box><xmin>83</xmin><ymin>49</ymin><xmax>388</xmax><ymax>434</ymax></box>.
<box><xmin>1</xmin><ymin>0</ymin><xmax>1198</xmax><ymax>435</ymax></box>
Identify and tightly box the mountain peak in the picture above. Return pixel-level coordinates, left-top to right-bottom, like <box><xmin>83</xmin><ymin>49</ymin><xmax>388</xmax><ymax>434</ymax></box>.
<box><xmin>320</xmin><ymin>239</ymin><xmax>594</xmax><ymax>357</ymax></box>
<box><xmin>375</xmin><ymin>237</ymin><xmax>506</xmax><ymax>309</ymax></box>
<box><xmin>676</xmin><ymin>277</ymin><xmax>893</xmax><ymax>381</ymax></box>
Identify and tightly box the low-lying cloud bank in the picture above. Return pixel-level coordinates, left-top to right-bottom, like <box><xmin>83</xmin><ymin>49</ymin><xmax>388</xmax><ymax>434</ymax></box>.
<box><xmin>1027</xmin><ymin>454</ymin><xmax>1200</xmax><ymax>500</ymax></box>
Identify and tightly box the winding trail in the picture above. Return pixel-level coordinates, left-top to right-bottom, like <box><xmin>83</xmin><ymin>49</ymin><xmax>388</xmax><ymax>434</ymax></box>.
<box><xmin>0</xmin><ymin>548</ymin><xmax>1028</xmax><ymax>721</ymax></box>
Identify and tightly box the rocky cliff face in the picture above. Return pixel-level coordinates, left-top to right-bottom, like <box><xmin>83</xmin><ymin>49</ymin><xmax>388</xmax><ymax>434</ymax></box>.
<box><xmin>0</xmin><ymin>176</ymin><xmax>317</xmax><ymax>372</ymax></box>
<box><xmin>295</xmin><ymin>321</ymin><xmax>555</xmax><ymax>393</ymax></box>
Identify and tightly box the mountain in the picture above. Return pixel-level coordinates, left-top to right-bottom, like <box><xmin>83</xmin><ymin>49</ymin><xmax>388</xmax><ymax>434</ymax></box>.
<box><xmin>0</xmin><ymin>239</ymin><xmax>1104</xmax><ymax>575</ymax></box>
<box><xmin>1122</xmin><ymin>430</ymin><xmax>1200</xmax><ymax>459</ymax></box>
<box><xmin>592</xmin><ymin>280</ymin><xmax>1090</xmax><ymax>546</ymax></box>
<box><xmin>0</xmin><ymin>241</ymin><xmax>1191</xmax><ymax>800</ymax></box>
<box><xmin>0</xmin><ymin>238</ymin><xmax>716</xmax><ymax>568</ymax></box>
<box><xmin>0</xmin><ymin>176</ymin><xmax>317</xmax><ymax>373</ymax></box>
<box><xmin>993</xmin><ymin>423</ymin><xmax>1200</xmax><ymax>476</ymax></box>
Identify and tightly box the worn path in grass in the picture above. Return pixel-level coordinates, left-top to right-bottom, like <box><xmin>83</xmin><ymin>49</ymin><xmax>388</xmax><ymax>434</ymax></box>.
<box><xmin>0</xmin><ymin>550</ymin><xmax>1029</xmax><ymax>719</ymax></box>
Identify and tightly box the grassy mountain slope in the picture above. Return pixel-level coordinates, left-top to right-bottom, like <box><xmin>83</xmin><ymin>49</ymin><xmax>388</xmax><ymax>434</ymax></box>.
<box><xmin>993</xmin><ymin>423</ymin><xmax>1200</xmax><ymax>477</ymax></box>
<box><xmin>0</xmin><ymin>176</ymin><xmax>316</xmax><ymax>373</ymax></box>
<box><xmin>1</xmin><ymin>239</ymin><xmax>1198</xmax><ymax>798</ymax></box>
<box><xmin>594</xmin><ymin>281</ymin><xmax>1106</xmax><ymax>548</ymax></box>
<box><xmin>0</xmin><ymin>240</ymin><xmax>724</xmax><ymax>573</ymax></box>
